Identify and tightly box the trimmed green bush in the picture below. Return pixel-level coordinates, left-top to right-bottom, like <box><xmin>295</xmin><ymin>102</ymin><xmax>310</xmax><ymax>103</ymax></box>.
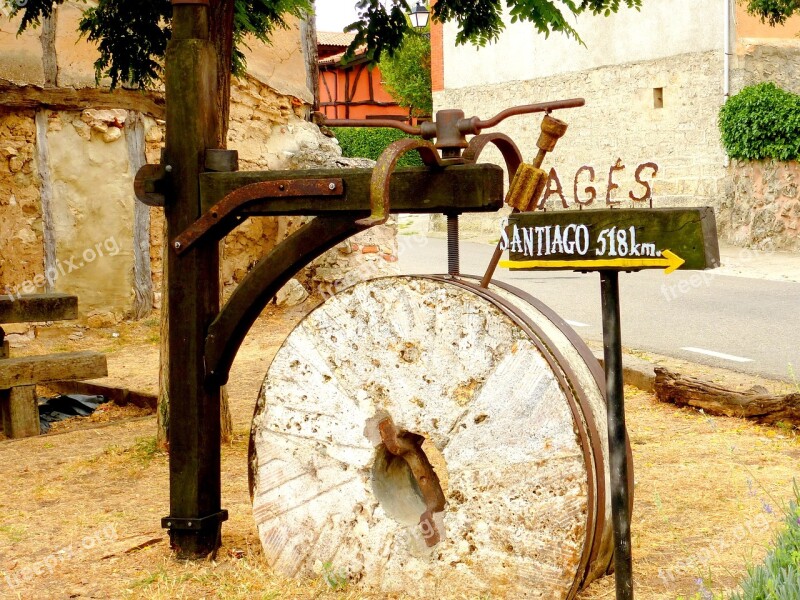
<box><xmin>729</xmin><ymin>481</ymin><xmax>800</xmax><ymax>599</ymax></box>
<box><xmin>332</xmin><ymin>127</ymin><xmax>424</xmax><ymax>167</ymax></box>
<box><xmin>719</xmin><ymin>82</ymin><xmax>800</xmax><ymax>161</ymax></box>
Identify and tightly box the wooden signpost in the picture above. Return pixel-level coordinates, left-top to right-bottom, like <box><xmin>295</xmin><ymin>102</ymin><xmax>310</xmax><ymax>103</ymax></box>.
<box><xmin>500</xmin><ymin>207</ymin><xmax>721</xmax><ymax>600</ymax></box>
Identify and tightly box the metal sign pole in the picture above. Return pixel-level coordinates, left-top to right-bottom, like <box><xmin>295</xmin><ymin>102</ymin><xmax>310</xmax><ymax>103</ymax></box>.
<box><xmin>600</xmin><ymin>270</ymin><xmax>634</xmax><ymax>600</ymax></box>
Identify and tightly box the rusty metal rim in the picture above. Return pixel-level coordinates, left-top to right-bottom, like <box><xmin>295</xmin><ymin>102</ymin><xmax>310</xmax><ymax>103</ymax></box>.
<box><xmin>459</xmin><ymin>275</ymin><xmax>605</xmax><ymax>392</ymax></box>
<box><xmin>462</xmin><ymin>132</ymin><xmax>523</xmax><ymax>178</ymax></box>
<box><xmin>173</xmin><ymin>178</ymin><xmax>344</xmax><ymax>254</ymax></box>
<box><xmin>459</xmin><ymin>274</ymin><xmax>635</xmax><ymax>579</ymax></box>
<box><xmin>427</xmin><ymin>275</ymin><xmax>603</xmax><ymax>599</ymax></box>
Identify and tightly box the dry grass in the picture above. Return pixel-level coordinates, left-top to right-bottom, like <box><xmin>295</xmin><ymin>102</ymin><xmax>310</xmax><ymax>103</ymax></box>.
<box><xmin>1</xmin><ymin>306</ymin><xmax>798</xmax><ymax>599</ymax></box>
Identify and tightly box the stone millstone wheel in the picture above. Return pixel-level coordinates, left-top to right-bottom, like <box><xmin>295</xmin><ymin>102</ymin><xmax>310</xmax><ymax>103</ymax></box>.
<box><xmin>250</xmin><ymin>276</ymin><xmax>621</xmax><ymax>599</ymax></box>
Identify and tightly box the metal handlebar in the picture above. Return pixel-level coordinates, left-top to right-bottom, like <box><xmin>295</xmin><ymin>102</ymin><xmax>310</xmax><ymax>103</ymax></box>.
<box><xmin>314</xmin><ymin>98</ymin><xmax>585</xmax><ymax>159</ymax></box>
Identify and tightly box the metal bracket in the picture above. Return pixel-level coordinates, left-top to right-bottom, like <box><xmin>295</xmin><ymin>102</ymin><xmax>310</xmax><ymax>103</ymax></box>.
<box><xmin>162</xmin><ymin>510</ymin><xmax>229</xmax><ymax>531</ymax></box>
<box><xmin>173</xmin><ymin>178</ymin><xmax>344</xmax><ymax>254</ymax></box>
<box><xmin>364</xmin><ymin>138</ymin><xmax>452</xmax><ymax>227</ymax></box>
<box><xmin>134</xmin><ymin>164</ymin><xmax>170</xmax><ymax>208</ymax></box>
<box><xmin>378</xmin><ymin>416</ymin><xmax>446</xmax><ymax>547</ymax></box>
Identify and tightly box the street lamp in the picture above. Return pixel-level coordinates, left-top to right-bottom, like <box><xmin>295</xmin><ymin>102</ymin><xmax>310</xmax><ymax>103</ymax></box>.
<box><xmin>409</xmin><ymin>2</ymin><xmax>430</xmax><ymax>29</ymax></box>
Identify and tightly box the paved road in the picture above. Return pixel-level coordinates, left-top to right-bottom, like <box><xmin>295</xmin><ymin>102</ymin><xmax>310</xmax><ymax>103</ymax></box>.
<box><xmin>398</xmin><ymin>236</ymin><xmax>800</xmax><ymax>382</ymax></box>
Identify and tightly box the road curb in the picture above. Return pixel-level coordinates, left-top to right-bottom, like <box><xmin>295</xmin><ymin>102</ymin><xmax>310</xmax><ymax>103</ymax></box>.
<box><xmin>593</xmin><ymin>351</ymin><xmax>656</xmax><ymax>393</ymax></box>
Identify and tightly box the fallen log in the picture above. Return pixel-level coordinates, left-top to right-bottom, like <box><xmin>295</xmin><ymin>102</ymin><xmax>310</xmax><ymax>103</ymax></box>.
<box><xmin>654</xmin><ymin>367</ymin><xmax>800</xmax><ymax>428</ymax></box>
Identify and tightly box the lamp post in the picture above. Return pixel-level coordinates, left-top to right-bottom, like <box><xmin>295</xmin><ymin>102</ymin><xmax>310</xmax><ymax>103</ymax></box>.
<box><xmin>409</xmin><ymin>2</ymin><xmax>430</xmax><ymax>29</ymax></box>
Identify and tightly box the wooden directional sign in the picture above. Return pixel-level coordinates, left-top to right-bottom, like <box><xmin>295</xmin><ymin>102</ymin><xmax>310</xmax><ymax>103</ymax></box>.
<box><xmin>499</xmin><ymin>207</ymin><xmax>720</xmax><ymax>273</ymax></box>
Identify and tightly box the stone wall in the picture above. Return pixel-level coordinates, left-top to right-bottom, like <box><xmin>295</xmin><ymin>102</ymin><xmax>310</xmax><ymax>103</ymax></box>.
<box><xmin>434</xmin><ymin>50</ymin><xmax>729</xmax><ymax>234</ymax></box>
<box><xmin>731</xmin><ymin>40</ymin><xmax>800</xmax><ymax>96</ymax></box>
<box><xmin>722</xmin><ymin>160</ymin><xmax>800</xmax><ymax>251</ymax></box>
<box><xmin>0</xmin><ymin>110</ymin><xmax>42</xmax><ymax>292</ymax></box>
<box><xmin>0</xmin><ymin>5</ymin><xmax>398</xmax><ymax>319</ymax></box>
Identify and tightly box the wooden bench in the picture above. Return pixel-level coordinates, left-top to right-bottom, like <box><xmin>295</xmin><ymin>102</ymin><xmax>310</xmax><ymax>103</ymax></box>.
<box><xmin>0</xmin><ymin>293</ymin><xmax>108</xmax><ymax>439</ymax></box>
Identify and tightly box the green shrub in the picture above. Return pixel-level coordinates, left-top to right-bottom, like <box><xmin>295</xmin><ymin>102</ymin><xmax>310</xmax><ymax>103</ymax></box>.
<box><xmin>332</xmin><ymin>127</ymin><xmax>424</xmax><ymax>167</ymax></box>
<box><xmin>729</xmin><ymin>481</ymin><xmax>800</xmax><ymax>599</ymax></box>
<box><xmin>719</xmin><ymin>82</ymin><xmax>800</xmax><ymax>161</ymax></box>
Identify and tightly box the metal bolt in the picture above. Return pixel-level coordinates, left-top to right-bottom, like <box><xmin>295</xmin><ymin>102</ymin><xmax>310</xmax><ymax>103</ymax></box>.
<box><xmin>165</xmin><ymin>165</ymin><xmax>173</xmax><ymax>173</ymax></box>
<box><xmin>187</xmin><ymin>521</ymin><xmax>193</xmax><ymax>528</ymax></box>
<box><xmin>278</xmin><ymin>184</ymin><xmax>286</xmax><ymax>191</ymax></box>
<box><xmin>328</xmin><ymin>182</ymin><xmax>336</xmax><ymax>191</ymax></box>
<box><xmin>167</xmin><ymin>521</ymin><xmax>172</xmax><ymax>528</ymax></box>
<box><xmin>174</xmin><ymin>241</ymin><xmax>182</xmax><ymax>250</ymax></box>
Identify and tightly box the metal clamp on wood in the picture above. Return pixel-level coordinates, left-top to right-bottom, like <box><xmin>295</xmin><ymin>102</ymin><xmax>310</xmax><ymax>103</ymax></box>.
<box><xmin>378</xmin><ymin>416</ymin><xmax>446</xmax><ymax>547</ymax></box>
<box><xmin>172</xmin><ymin>178</ymin><xmax>345</xmax><ymax>254</ymax></box>
<box><xmin>364</xmin><ymin>138</ymin><xmax>449</xmax><ymax>227</ymax></box>
<box><xmin>162</xmin><ymin>510</ymin><xmax>228</xmax><ymax>531</ymax></box>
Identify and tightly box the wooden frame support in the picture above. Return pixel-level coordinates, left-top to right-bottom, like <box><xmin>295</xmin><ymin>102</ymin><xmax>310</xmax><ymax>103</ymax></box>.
<box><xmin>163</xmin><ymin>3</ymin><xmax>225</xmax><ymax>559</ymax></box>
<box><xmin>0</xmin><ymin>386</ymin><xmax>39</xmax><ymax>439</ymax></box>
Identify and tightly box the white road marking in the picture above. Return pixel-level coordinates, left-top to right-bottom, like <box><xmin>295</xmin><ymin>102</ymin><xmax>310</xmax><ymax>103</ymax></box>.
<box><xmin>566</xmin><ymin>320</ymin><xmax>591</xmax><ymax>328</ymax></box>
<box><xmin>680</xmin><ymin>347</ymin><xmax>754</xmax><ymax>363</ymax></box>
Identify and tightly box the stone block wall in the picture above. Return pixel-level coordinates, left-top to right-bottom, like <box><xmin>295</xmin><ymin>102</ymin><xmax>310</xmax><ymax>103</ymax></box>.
<box><xmin>0</xmin><ymin>110</ymin><xmax>43</xmax><ymax>291</ymax></box>
<box><xmin>0</xmin><ymin>6</ymin><xmax>398</xmax><ymax>321</ymax></box>
<box><xmin>722</xmin><ymin>159</ymin><xmax>800</xmax><ymax>251</ymax></box>
<box><xmin>433</xmin><ymin>50</ymin><xmax>730</xmax><ymax>234</ymax></box>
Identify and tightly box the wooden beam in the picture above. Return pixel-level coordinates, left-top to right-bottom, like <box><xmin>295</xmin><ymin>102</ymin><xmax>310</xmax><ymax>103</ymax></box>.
<box><xmin>0</xmin><ymin>351</ymin><xmax>107</xmax><ymax>389</ymax></box>
<box><xmin>320</xmin><ymin>99</ymin><xmax>401</xmax><ymax>108</ymax></box>
<box><xmin>199</xmin><ymin>164</ymin><xmax>505</xmax><ymax>215</ymax></box>
<box><xmin>0</xmin><ymin>293</ymin><xmax>78</xmax><ymax>324</ymax></box>
<box><xmin>654</xmin><ymin>367</ymin><xmax>800</xmax><ymax>427</ymax></box>
<box><xmin>0</xmin><ymin>386</ymin><xmax>39</xmax><ymax>439</ymax></box>
<box><xmin>0</xmin><ymin>79</ymin><xmax>166</xmax><ymax>119</ymax></box>
<box><xmin>164</xmin><ymin>4</ymin><xmax>224</xmax><ymax>558</ymax></box>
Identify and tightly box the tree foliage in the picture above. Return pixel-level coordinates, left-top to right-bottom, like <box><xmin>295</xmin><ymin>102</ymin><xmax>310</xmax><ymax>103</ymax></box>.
<box><xmin>745</xmin><ymin>0</ymin><xmax>800</xmax><ymax>26</ymax></box>
<box><xmin>346</xmin><ymin>0</ymin><xmax>642</xmax><ymax>64</ymax></box>
<box><xmin>379</xmin><ymin>31</ymin><xmax>432</xmax><ymax>117</ymax></box>
<box><xmin>333</xmin><ymin>127</ymin><xmax>424</xmax><ymax>166</ymax></box>
<box><xmin>719</xmin><ymin>82</ymin><xmax>800</xmax><ymax>161</ymax></box>
<box><xmin>9</xmin><ymin>0</ymin><xmax>311</xmax><ymax>89</ymax></box>
<box><xmin>10</xmin><ymin>0</ymin><xmax>643</xmax><ymax>90</ymax></box>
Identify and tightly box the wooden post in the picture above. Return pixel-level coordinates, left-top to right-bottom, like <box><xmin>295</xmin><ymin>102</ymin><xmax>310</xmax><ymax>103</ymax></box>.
<box><xmin>163</xmin><ymin>0</ymin><xmax>226</xmax><ymax>558</ymax></box>
<box><xmin>0</xmin><ymin>386</ymin><xmax>39</xmax><ymax>439</ymax></box>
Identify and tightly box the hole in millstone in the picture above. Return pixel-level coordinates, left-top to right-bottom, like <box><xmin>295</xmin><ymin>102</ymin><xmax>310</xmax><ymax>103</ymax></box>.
<box><xmin>372</xmin><ymin>444</ymin><xmax>428</xmax><ymax>526</ymax></box>
<box><xmin>367</xmin><ymin>417</ymin><xmax>448</xmax><ymax>548</ymax></box>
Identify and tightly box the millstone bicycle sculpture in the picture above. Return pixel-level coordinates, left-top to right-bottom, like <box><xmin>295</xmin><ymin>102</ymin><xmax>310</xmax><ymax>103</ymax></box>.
<box><xmin>140</xmin><ymin>4</ymin><xmax>719</xmax><ymax>598</ymax></box>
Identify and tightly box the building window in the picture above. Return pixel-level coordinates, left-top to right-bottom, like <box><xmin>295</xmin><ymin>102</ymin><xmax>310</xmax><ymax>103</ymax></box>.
<box><xmin>653</xmin><ymin>87</ymin><xmax>664</xmax><ymax>109</ymax></box>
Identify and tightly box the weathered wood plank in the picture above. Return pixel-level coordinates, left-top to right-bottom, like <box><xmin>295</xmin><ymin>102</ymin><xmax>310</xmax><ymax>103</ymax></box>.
<box><xmin>654</xmin><ymin>367</ymin><xmax>800</xmax><ymax>427</ymax></box>
<box><xmin>163</xmin><ymin>4</ymin><xmax>225</xmax><ymax>558</ymax></box>
<box><xmin>199</xmin><ymin>164</ymin><xmax>505</xmax><ymax>215</ymax></box>
<box><xmin>504</xmin><ymin>207</ymin><xmax>720</xmax><ymax>272</ymax></box>
<box><xmin>0</xmin><ymin>293</ymin><xmax>78</xmax><ymax>324</ymax></box>
<box><xmin>0</xmin><ymin>79</ymin><xmax>165</xmax><ymax>119</ymax></box>
<box><xmin>0</xmin><ymin>351</ymin><xmax>107</xmax><ymax>389</ymax></box>
<box><xmin>0</xmin><ymin>385</ymin><xmax>40</xmax><ymax>439</ymax></box>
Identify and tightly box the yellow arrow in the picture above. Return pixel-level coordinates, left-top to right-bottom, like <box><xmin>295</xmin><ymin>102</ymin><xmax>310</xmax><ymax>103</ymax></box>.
<box><xmin>499</xmin><ymin>249</ymin><xmax>686</xmax><ymax>274</ymax></box>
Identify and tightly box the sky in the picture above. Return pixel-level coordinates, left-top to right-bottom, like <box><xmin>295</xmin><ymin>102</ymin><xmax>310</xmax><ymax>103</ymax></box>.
<box><xmin>314</xmin><ymin>0</ymin><xmax>361</xmax><ymax>33</ymax></box>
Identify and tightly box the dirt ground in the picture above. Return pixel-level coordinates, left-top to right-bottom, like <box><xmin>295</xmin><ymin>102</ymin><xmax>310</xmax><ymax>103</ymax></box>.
<box><xmin>1</xmin><ymin>301</ymin><xmax>798</xmax><ymax>600</ymax></box>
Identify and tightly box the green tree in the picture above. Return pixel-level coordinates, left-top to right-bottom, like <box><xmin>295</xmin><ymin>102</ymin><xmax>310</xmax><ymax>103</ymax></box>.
<box><xmin>11</xmin><ymin>1</ymin><xmax>643</xmax><ymax>105</ymax></box>
<box><xmin>745</xmin><ymin>0</ymin><xmax>800</xmax><ymax>25</ymax></box>
<box><xmin>379</xmin><ymin>31</ymin><xmax>432</xmax><ymax>117</ymax></box>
